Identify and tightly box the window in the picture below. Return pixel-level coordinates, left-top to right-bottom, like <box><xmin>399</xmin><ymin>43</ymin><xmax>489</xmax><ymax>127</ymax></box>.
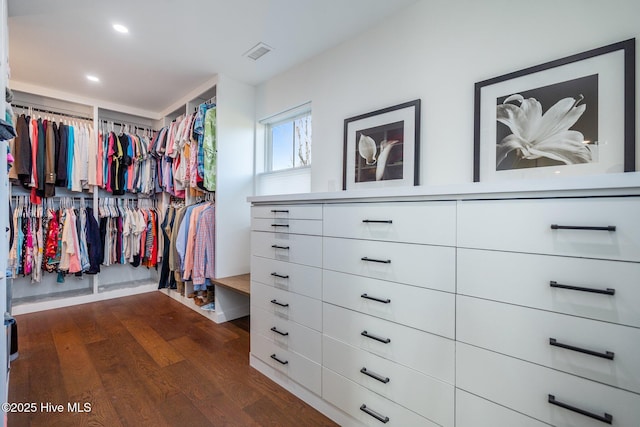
<box><xmin>265</xmin><ymin>110</ymin><xmax>312</xmax><ymax>172</ymax></box>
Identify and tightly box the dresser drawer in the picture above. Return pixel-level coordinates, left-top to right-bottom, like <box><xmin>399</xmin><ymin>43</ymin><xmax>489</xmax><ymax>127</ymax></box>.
<box><xmin>323</xmin><ymin>336</ymin><xmax>454</xmax><ymax>427</ymax></box>
<box><xmin>250</xmin><ymin>256</ymin><xmax>322</xmax><ymax>299</ymax></box>
<box><xmin>323</xmin><ymin>237</ymin><xmax>456</xmax><ymax>292</ymax></box>
<box><xmin>458</xmin><ymin>296</ymin><xmax>640</xmax><ymax>393</ymax></box>
<box><xmin>251</xmin><ymin>231</ymin><xmax>322</xmax><ymax>267</ymax></box>
<box><xmin>323</xmin><ymin>201</ymin><xmax>456</xmax><ymax>245</ymax></box>
<box><xmin>323</xmin><ymin>303</ymin><xmax>454</xmax><ymax>383</ymax></box>
<box><xmin>457</xmin><ymin>343</ymin><xmax>640</xmax><ymax>427</ymax></box>
<box><xmin>251</xmin><ymin>204</ymin><xmax>322</xmax><ymax>220</ymax></box>
<box><xmin>251</xmin><ymin>281</ymin><xmax>322</xmax><ymax>331</ymax></box>
<box><xmin>251</xmin><ymin>217</ymin><xmax>322</xmax><ymax>235</ymax></box>
<box><xmin>251</xmin><ymin>333</ymin><xmax>321</xmax><ymax>395</ymax></box>
<box><xmin>456</xmin><ymin>390</ymin><xmax>548</xmax><ymax>427</ymax></box>
<box><xmin>251</xmin><ymin>306</ymin><xmax>321</xmax><ymax>363</ymax></box>
<box><xmin>458</xmin><ymin>197</ymin><xmax>640</xmax><ymax>261</ymax></box>
<box><xmin>458</xmin><ymin>248</ymin><xmax>640</xmax><ymax>327</ymax></box>
<box><xmin>322</xmin><ymin>368</ymin><xmax>439</xmax><ymax>427</ymax></box>
<box><xmin>323</xmin><ymin>270</ymin><xmax>454</xmax><ymax>338</ymax></box>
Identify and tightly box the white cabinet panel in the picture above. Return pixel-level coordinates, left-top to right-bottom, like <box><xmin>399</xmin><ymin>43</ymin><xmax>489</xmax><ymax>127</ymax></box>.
<box><xmin>251</xmin><ymin>204</ymin><xmax>322</xmax><ymax>220</ymax></box>
<box><xmin>458</xmin><ymin>197</ymin><xmax>640</xmax><ymax>262</ymax></box>
<box><xmin>322</xmin><ymin>368</ymin><xmax>439</xmax><ymax>427</ymax></box>
<box><xmin>251</xmin><ymin>281</ymin><xmax>322</xmax><ymax>331</ymax></box>
<box><xmin>323</xmin><ymin>336</ymin><xmax>454</xmax><ymax>427</ymax></box>
<box><xmin>456</xmin><ymin>390</ymin><xmax>548</xmax><ymax>427</ymax></box>
<box><xmin>323</xmin><ymin>237</ymin><xmax>455</xmax><ymax>292</ymax></box>
<box><xmin>251</xmin><ymin>332</ymin><xmax>321</xmax><ymax>395</ymax></box>
<box><xmin>458</xmin><ymin>248</ymin><xmax>640</xmax><ymax>327</ymax></box>
<box><xmin>251</xmin><ymin>306</ymin><xmax>322</xmax><ymax>363</ymax></box>
<box><xmin>251</xmin><ymin>255</ymin><xmax>322</xmax><ymax>299</ymax></box>
<box><xmin>251</xmin><ymin>217</ymin><xmax>322</xmax><ymax>235</ymax></box>
<box><xmin>457</xmin><ymin>343</ymin><xmax>640</xmax><ymax>427</ymax></box>
<box><xmin>458</xmin><ymin>296</ymin><xmax>640</xmax><ymax>393</ymax></box>
<box><xmin>323</xmin><ymin>303</ymin><xmax>454</xmax><ymax>383</ymax></box>
<box><xmin>323</xmin><ymin>201</ymin><xmax>456</xmax><ymax>246</ymax></box>
<box><xmin>251</xmin><ymin>231</ymin><xmax>322</xmax><ymax>267</ymax></box>
<box><xmin>323</xmin><ymin>270</ymin><xmax>454</xmax><ymax>338</ymax></box>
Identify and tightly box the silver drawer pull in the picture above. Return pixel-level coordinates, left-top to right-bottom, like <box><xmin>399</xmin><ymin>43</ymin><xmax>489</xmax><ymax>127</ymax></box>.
<box><xmin>361</xmin><ymin>330</ymin><xmax>391</xmax><ymax>344</ymax></box>
<box><xmin>550</xmin><ymin>281</ymin><xmax>615</xmax><ymax>296</ymax></box>
<box><xmin>551</xmin><ymin>224</ymin><xmax>616</xmax><ymax>232</ymax></box>
<box><xmin>548</xmin><ymin>394</ymin><xmax>612</xmax><ymax>424</ymax></box>
<box><xmin>270</xmin><ymin>354</ymin><xmax>288</xmax><ymax>365</ymax></box>
<box><xmin>361</xmin><ymin>257</ymin><xmax>391</xmax><ymax>264</ymax></box>
<box><xmin>362</xmin><ymin>219</ymin><xmax>393</xmax><ymax>224</ymax></box>
<box><xmin>360</xmin><ymin>367</ymin><xmax>390</xmax><ymax>384</ymax></box>
<box><xmin>359</xmin><ymin>404</ymin><xmax>389</xmax><ymax>424</ymax></box>
<box><xmin>270</xmin><ymin>299</ymin><xmax>289</xmax><ymax>308</ymax></box>
<box><xmin>549</xmin><ymin>338</ymin><xmax>615</xmax><ymax>360</ymax></box>
<box><xmin>270</xmin><ymin>327</ymin><xmax>289</xmax><ymax>336</ymax></box>
<box><xmin>361</xmin><ymin>293</ymin><xmax>391</xmax><ymax>304</ymax></box>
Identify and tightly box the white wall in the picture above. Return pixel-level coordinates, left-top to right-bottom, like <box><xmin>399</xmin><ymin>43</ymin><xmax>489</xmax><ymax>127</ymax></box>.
<box><xmin>255</xmin><ymin>0</ymin><xmax>640</xmax><ymax>192</ymax></box>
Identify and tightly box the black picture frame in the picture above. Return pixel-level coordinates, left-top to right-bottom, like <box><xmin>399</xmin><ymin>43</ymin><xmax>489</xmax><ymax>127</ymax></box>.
<box><xmin>473</xmin><ymin>39</ymin><xmax>635</xmax><ymax>182</ymax></box>
<box><xmin>343</xmin><ymin>99</ymin><xmax>421</xmax><ymax>190</ymax></box>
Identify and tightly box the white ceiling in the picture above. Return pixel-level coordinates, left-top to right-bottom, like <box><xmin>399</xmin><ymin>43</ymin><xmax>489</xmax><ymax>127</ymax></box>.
<box><xmin>8</xmin><ymin>0</ymin><xmax>418</xmax><ymax>115</ymax></box>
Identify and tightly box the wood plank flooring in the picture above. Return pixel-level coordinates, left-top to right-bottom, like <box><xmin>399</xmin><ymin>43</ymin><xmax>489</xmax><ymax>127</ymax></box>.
<box><xmin>8</xmin><ymin>292</ymin><xmax>338</xmax><ymax>427</ymax></box>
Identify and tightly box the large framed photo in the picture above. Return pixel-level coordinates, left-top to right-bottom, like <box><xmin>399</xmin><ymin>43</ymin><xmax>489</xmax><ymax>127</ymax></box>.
<box><xmin>343</xmin><ymin>99</ymin><xmax>421</xmax><ymax>190</ymax></box>
<box><xmin>474</xmin><ymin>39</ymin><xmax>635</xmax><ymax>182</ymax></box>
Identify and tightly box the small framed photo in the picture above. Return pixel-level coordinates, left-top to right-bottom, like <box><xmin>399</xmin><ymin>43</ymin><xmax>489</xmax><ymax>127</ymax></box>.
<box><xmin>474</xmin><ymin>39</ymin><xmax>635</xmax><ymax>182</ymax></box>
<box><xmin>343</xmin><ymin>99</ymin><xmax>421</xmax><ymax>190</ymax></box>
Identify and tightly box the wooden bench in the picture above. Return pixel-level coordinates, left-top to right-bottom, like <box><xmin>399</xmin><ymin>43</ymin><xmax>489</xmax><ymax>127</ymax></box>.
<box><xmin>211</xmin><ymin>274</ymin><xmax>250</xmax><ymax>296</ymax></box>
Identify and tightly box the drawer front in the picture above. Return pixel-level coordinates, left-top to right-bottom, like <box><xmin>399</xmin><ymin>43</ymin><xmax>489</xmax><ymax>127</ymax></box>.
<box><xmin>323</xmin><ymin>270</ymin><xmax>454</xmax><ymax>338</ymax></box>
<box><xmin>457</xmin><ymin>296</ymin><xmax>640</xmax><ymax>393</ymax></box>
<box><xmin>456</xmin><ymin>390</ymin><xmax>548</xmax><ymax>427</ymax></box>
<box><xmin>458</xmin><ymin>197</ymin><xmax>640</xmax><ymax>261</ymax></box>
<box><xmin>251</xmin><ymin>333</ymin><xmax>321</xmax><ymax>395</ymax></box>
<box><xmin>322</xmin><ymin>368</ymin><xmax>439</xmax><ymax>427</ymax></box>
<box><xmin>251</xmin><ymin>281</ymin><xmax>322</xmax><ymax>331</ymax></box>
<box><xmin>323</xmin><ymin>303</ymin><xmax>454</xmax><ymax>383</ymax></box>
<box><xmin>323</xmin><ymin>336</ymin><xmax>454</xmax><ymax>427</ymax></box>
<box><xmin>251</xmin><ymin>204</ymin><xmax>322</xmax><ymax>220</ymax></box>
<box><xmin>323</xmin><ymin>237</ymin><xmax>456</xmax><ymax>292</ymax></box>
<box><xmin>251</xmin><ymin>306</ymin><xmax>322</xmax><ymax>363</ymax></box>
<box><xmin>251</xmin><ymin>231</ymin><xmax>322</xmax><ymax>267</ymax></box>
<box><xmin>323</xmin><ymin>201</ymin><xmax>456</xmax><ymax>245</ymax></box>
<box><xmin>250</xmin><ymin>256</ymin><xmax>322</xmax><ymax>299</ymax></box>
<box><xmin>457</xmin><ymin>343</ymin><xmax>640</xmax><ymax>427</ymax></box>
<box><xmin>458</xmin><ymin>248</ymin><xmax>640</xmax><ymax>327</ymax></box>
<box><xmin>251</xmin><ymin>217</ymin><xmax>322</xmax><ymax>235</ymax></box>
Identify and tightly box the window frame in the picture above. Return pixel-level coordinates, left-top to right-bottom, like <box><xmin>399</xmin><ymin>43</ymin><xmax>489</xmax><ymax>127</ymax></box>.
<box><xmin>261</xmin><ymin>103</ymin><xmax>312</xmax><ymax>173</ymax></box>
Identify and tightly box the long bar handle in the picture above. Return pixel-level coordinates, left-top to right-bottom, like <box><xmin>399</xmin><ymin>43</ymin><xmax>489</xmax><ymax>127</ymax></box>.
<box><xmin>548</xmin><ymin>394</ymin><xmax>612</xmax><ymax>424</ymax></box>
<box><xmin>360</xmin><ymin>367</ymin><xmax>390</xmax><ymax>384</ymax></box>
<box><xmin>362</xmin><ymin>220</ymin><xmax>393</xmax><ymax>224</ymax></box>
<box><xmin>551</xmin><ymin>224</ymin><xmax>616</xmax><ymax>232</ymax></box>
<box><xmin>270</xmin><ymin>299</ymin><xmax>289</xmax><ymax>307</ymax></box>
<box><xmin>361</xmin><ymin>257</ymin><xmax>391</xmax><ymax>264</ymax></box>
<box><xmin>271</xmin><ymin>245</ymin><xmax>290</xmax><ymax>250</ymax></box>
<box><xmin>271</xmin><ymin>224</ymin><xmax>290</xmax><ymax>228</ymax></box>
<box><xmin>271</xmin><ymin>272</ymin><xmax>290</xmax><ymax>279</ymax></box>
<box><xmin>361</xmin><ymin>293</ymin><xmax>391</xmax><ymax>304</ymax></box>
<box><xmin>359</xmin><ymin>404</ymin><xmax>389</xmax><ymax>424</ymax></box>
<box><xmin>550</xmin><ymin>281</ymin><xmax>615</xmax><ymax>296</ymax></box>
<box><xmin>361</xmin><ymin>330</ymin><xmax>391</xmax><ymax>344</ymax></box>
<box><xmin>270</xmin><ymin>354</ymin><xmax>289</xmax><ymax>365</ymax></box>
<box><xmin>271</xmin><ymin>327</ymin><xmax>289</xmax><ymax>336</ymax></box>
<box><xmin>549</xmin><ymin>338</ymin><xmax>614</xmax><ymax>360</ymax></box>
<box><xmin>270</xmin><ymin>210</ymin><xmax>289</xmax><ymax>213</ymax></box>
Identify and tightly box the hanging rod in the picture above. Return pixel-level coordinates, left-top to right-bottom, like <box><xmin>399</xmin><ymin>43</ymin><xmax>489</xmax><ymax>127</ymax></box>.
<box><xmin>11</xmin><ymin>103</ymin><xmax>93</xmax><ymax>121</ymax></box>
<box><xmin>99</xmin><ymin>119</ymin><xmax>154</xmax><ymax>132</ymax></box>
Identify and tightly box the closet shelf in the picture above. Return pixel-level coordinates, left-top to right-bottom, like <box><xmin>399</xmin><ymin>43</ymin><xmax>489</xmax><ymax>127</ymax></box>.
<box><xmin>211</xmin><ymin>274</ymin><xmax>250</xmax><ymax>296</ymax></box>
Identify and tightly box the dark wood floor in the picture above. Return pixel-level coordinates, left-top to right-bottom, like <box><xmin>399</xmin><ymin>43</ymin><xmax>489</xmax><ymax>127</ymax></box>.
<box><xmin>8</xmin><ymin>292</ymin><xmax>338</xmax><ymax>427</ymax></box>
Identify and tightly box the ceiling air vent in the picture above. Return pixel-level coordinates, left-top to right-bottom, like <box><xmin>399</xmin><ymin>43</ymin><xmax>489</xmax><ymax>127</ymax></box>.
<box><xmin>243</xmin><ymin>42</ymin><xmax>272</xmax><ymax>60</ymax></box>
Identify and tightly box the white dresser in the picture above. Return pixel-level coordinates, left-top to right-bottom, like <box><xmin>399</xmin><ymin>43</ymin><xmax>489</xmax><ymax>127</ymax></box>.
<box><xmin>249</xmin><ymin>175</ymin><xmax>640</xmax><ymax>427</ymax></box>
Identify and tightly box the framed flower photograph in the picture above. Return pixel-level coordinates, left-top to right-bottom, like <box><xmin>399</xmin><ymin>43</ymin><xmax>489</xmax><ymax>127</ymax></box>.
<box><xmin>474</xmin><ymin>39</ymin><xmax>635</xmax><ymax>182</ymax></box>
<box><xmin>343</xmin><ymin>99</ymin><xmax>421</xmax><ymax>190</ymax></box>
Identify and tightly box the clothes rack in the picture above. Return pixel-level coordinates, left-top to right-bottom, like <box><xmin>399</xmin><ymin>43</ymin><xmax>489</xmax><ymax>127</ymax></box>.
<box><xmin>11</xmin><ymin>103</ymin><xmax>93</xmax><ymax>121</ymax></box>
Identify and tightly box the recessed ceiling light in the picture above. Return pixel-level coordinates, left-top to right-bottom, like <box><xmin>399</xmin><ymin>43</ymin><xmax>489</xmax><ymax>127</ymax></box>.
<box><xmin>86</xmin><ymin>75</ymin><xmax>100</xmax><ymax>83</ymax></box>
<box><xmin>112</xmin><ymin>23</ymin><xmax>129</xmax><ymax>34</ymax></box>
